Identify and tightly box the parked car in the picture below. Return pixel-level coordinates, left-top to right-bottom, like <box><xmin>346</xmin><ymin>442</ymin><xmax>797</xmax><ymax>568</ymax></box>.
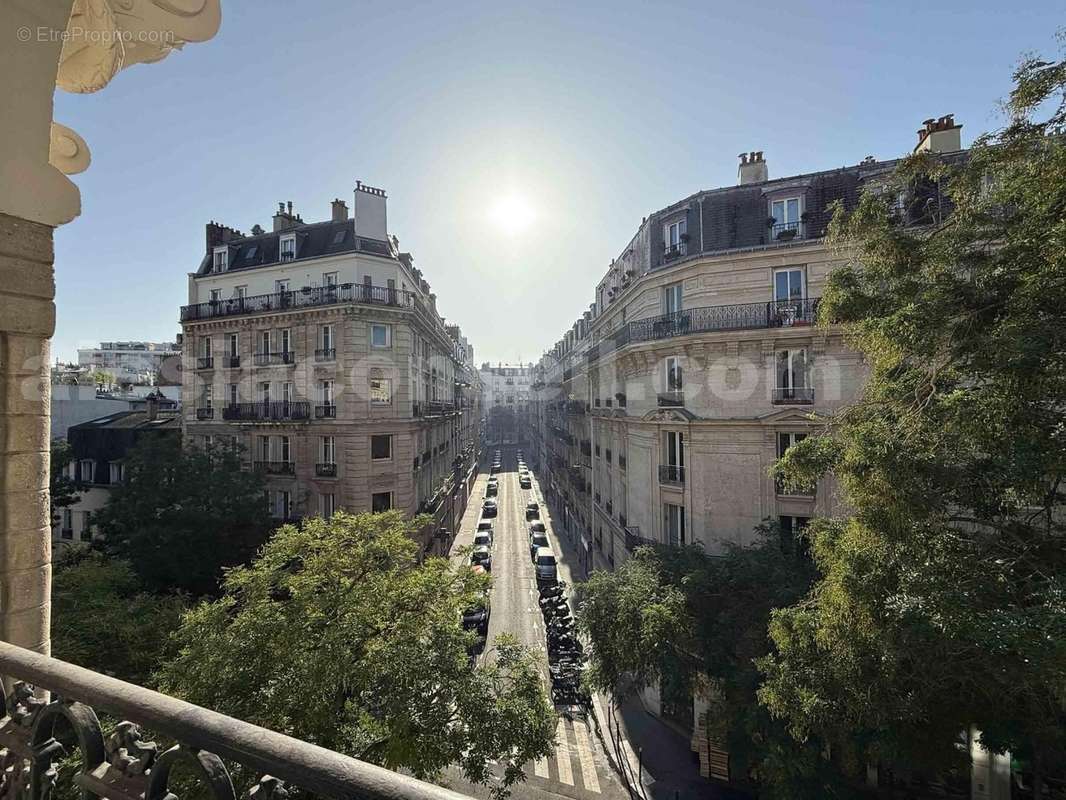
<box><xmin>534</xmin><ymin>547</ymin><xmax>558</xmax><ymax>585</ymax></box>
<box><xmin>473</xmin><ymin>531</ymin><xmax>493</xmax><ymax>549</ymax></box>
<box><xmin>462</xmin><ymin>597</ymin><xmax>490</xmax><ymax>637</ymax></box>
<box><xmin>471</xmin><ymin>545</ymin><xmax>492</xmax><ymax>571</ymax></box>
<box><xmin>519</xmin><ymin>476</ymin><xmax>531</xmax><ymax>489</ymax></box>
<box><xmin>486</xmin><ymin>482</ymin><xmax>498</xmax><ymax>497</ymax></box>
<box><xmin>528</xmin><ymin>521</ymin><xmax>546</xmax><ymax>535</ymax></box>
<box><xmin>477</xmin><ymin>521</ymin><xmax>494</xmax><ymax>532</ymax></box>
<box><xmin>490</xmin><ymin>463</ymin><xmax>500</xmax><ymax>474</ymax></box>
<box><xmin>529</xmin><ymin>532</ymin><xmax>550</xmax><ymax>561</ymax></box>
<box><xmin>482</xmin><ymin>499</ymin><xmax>498</xmax><ymax>518</ymax></box>
<box><xmin>525</xmin><ymin>502</ymin><xmax>540</xmax><ymax>520</ymax></box>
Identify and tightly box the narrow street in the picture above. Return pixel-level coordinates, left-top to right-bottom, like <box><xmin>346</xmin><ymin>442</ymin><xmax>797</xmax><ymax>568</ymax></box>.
<box><xmin>447</xmin><ymin>444</ymin><xmax>628</xmax><ymax>800</ymax></box>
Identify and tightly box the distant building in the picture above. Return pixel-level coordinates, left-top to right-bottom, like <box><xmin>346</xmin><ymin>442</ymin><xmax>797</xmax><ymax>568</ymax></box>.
<box><xmin>54</xmin><ymin>399</ymin><xmax>180</xmax><ymax>550</ymax></box>
<box><xmin>478</xmin><ymin>363</ymin><xmax>533</xmax><ymax>443</ymax></box>
<box><xmin>51</xmin><ymin>384</ymin><xmax>179</xmax><ymax>440</ymax></box>
<box><xmin>77</xmin><ymin>340</ymin><xmax>180</xmax><ymax>384</ymax></box>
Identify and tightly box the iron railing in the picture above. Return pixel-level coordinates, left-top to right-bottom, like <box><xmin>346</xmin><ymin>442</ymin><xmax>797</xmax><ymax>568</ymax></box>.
<box><xmin>771</xmin><ymin>221</ymin><xmax>802</xmax><ymax>240</ymax></box>
<box><xmin>222</xmin><ymin>356</ymin><xmax>241</xmax><ymax>368</ymax></box>
<box><xmin>315</xmin><ymin>348</ymin><xmax>336</xmax><ymax>362</ymax></box>
<box><xmin>772</xmin><ymin>386</ymin><xmax>815</xmax><ymax>404</ymax></box>
<box><xmin>657</xmin><ymin>391</ymin><xmax>684</xmax><ymax>407</ymax></box>
<box><xmin>253</xmin><ymin>351</ymin><xmax>295</xmax><ymax>366</ymax></box>
<box><xmin>195</xmin><ymin>407</ymin><xmax>213</xmax><ymax>420</ymax></box>
<box><xmin>776</xmin><ymin>477</ymin><xmax>816</xmax><ymax>498</ymax></box>
<box><xmin>659</xmin><ymin>464</ymin><xmax>685</xmax><ymax>485</ymax></box>
<box><xmin>196</xmin><ymin>357</ymin><xmax>214</xmax><ymax>369</ymax></box>
<box><xmin>413</xmin><ymin>401</ymin><xmax>458</xmax><ymax>417</ymax></box>
<box><xmin>255</xmin><ymin>461</ymin><xmax>295</xmax><ymax>475</ymax></box>
<box><xmin>316</xmin><ymin>462</ymin><xmax>337</xmax><ymax>477</ymax></box>
<box><xmin>0</xmin><ymin>642</ymin><xmax>470</xmax><ymax>800</ymax></box>
<box><xmin>181</xmin><ymin>283</ymin><xmax>415</xmax><ymax>322</ymax></box>
<box><xmin>624</xmin><ymin>526</ymin><xmax>656</xmax><ymax>552</ymax></box>
<box><xmin>315</xmin><ymin>404</ymin><xmax>337</xmax><ymax>419</ymax></box>
<box><xmin>222</xmin><ymin>402</ymin><xmax>310</xmax><ymax>421</ymax></box>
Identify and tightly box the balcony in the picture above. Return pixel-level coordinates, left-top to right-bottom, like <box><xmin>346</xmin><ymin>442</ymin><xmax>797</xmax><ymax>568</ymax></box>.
<box><xmin>253</xmin><ymin>351</ymin><xmax>295</xmax><ymax>367</ymax></box>
<box><xmin>222</xmin><ymin>401</ymin><xmax>310</xmax><ymax>422</ymax></box>
<box><xmin>776</xmin><ymin>477</ymin><xmax>816</xmax><ymax>498</ymax></box>
<box><xmin>315</xmin><ymin>348</ymin><xmax>336</xmax><ymax>362</ymax></box>
<box><xmin>624</xmin><ymin>525</ymin><xmax>657</xmax><ymax>552</ymax></box>
<box><xmin>315</xmin><ymin>404</ymin><xmax>337</xmax><ymax>419</ymax></box>
<box><xmin>255</xmin><ymin>460</ymin><xmax>295</xmax><ymax>475</ymax></box>
<box><xmin>771</xmin><ymin>220</ymin><xmax>803</xmax><ymax>241</ymax></box>
<box><xmin>222</xmin><ymin>355</ymin><xmax>241</xmax><ymax>368</ymax></box>
<box><xmin>657</xmin><ymin>391</ymin><xmax>684</xmax><ymax>408</ymax></box>
<box><xmin>659</xmin><ymin>464</ymin><xmax>685</xmax><ymax>485</ymax></box>
<box><xmin>587</xmin><ymin>298</ymin><xmax>820</xmax><ymax>364</ymax></box>
<box><xmin>413</xmin><ymin>401</ymin><xmax>458</xmax><ymax>417</ymax></box>
<box><xmin>196</xmin><ymin>356</ymin><xmax>214</xmax><ymax>369</ymax></box>
<box><xmin>772</xmin><ymin>386</ymin><xmax>815</xmax><ymax>404</ymax></box>
<box><xmin>0</xmin><ymin>642</ymin><xmax>460</xmax><ymax>800</ymax></box>
<box><xmin>181</xmin><ymin>283</ymin><xmax>415</xmax><ymax>322</ymax></box>
<box><xmin>316</xmin><ymin>462</ymin><xmax>337</xmax><ymax>477</ymax></box>
<box><xmin>662</xmin><ymin>243</ymin><xmax>687</xmax><ymax>263</ymax></box>
<box><xmin>195</xmin><ymin>407</ymin><xmax>214</xmax><ymax>420</ymax></box>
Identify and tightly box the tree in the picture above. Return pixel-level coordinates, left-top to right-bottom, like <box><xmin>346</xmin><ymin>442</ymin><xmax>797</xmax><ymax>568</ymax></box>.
<box><xmin>51</xmin><ymin>549</ymin><xmax>187</xmax><ymax>686</ymax></box>
<box><xmin>96</xmin><ymin>436</ymin><xmax>272</xmax><ymax>597</ymax></box>
<box><xmin>577</xmin><ymin>527</ymin><xmax>832</xmax><ymax>797</ymax></box>
<box><xmin>49</xmin><ymin>439</ymin><xmax>82</xmax><ymax>528</ymax></box>
<box><xmin>759</xmin><ymin>44</ymin><xmax>1066</xmax><ymax>792</ymax></box>
<box><xmin>158</xmin><ymin>511</ymin><xmax>555</xmax><ymax>797</ymax></box>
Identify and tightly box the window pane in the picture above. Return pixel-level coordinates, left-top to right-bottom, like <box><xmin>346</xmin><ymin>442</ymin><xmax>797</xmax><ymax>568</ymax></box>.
<box><xmin>371</xmin><ymin>435</ymin><xmax>391</xmax><ymax>460</ymax></box>
<box><xmin>772</xmin><ymin>200</ymin><xmax>783</xmax><ymax>221</ymax></box>
<box><xmin>775</xmin><ymin>271</ymin><xmax>789</xmax><ymax>302</ymax></box>
<box><xmin>787</xmin><ymin>198</ymin><xmax>799</xmax><ymax>222</ymax></box>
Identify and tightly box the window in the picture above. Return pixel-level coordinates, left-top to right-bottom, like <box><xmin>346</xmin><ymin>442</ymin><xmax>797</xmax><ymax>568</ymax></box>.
<box><xmin>778</xmin><ymin>515</ymin><xmax>810</xmax><ymax>553</ymax></box>
<box><xmin>272</xmin><ymin>490</ymin><xmax>292</xmax><ymax>519</ymax></box>
<box><xmin>665</xmin><ymin>356</ymin><xmax>683</xmax><ymax>391</ymax></box>
<box><xmin>664</xmin><ymin>430</ymin><xmax>684</xmax><ymax>469</ymax></box>
<box><xmin>371</xmin><ymin>323</ymin><xmax>391</xmax><ymax>347</ymax></box>
<box><xmin>664</xmin><ymin>503</ymin><xmax>686</xmax><ymax>546</ymax></box>
<box><xmin>228</xmin><ymin>383</ymin><xmax>238</xmax><ymax>405</ymax></box>
<box><xmin>778</xmin><ymin>432</ymin><xmax>807</xmax><ymax>459</ymax></box>
<box><xmin>323</xmin><ymin>272</ymin><xmax>338</xmax><ymax>286</ymax></box>
<box><xmin>363</xmin><ymin>275</ymin><xmax>372</xmax><ymax>286</ymax></box>
<box><xmin>212</xmin><ymin>247</ymin><xmax>228</xmax><ymax>272</ymax></box>
<box><xmin>664</xmin><ymin>218</ymin><xmax>687</xmax><ymax>254</ymax></box>
<box><xmin>80</xmin><ymin>510</ymin><xmax>93</xmax><ymax>536</ymax></box>
<box><xmin>259</xmin><ymin>381</ymin><xmax>270</xmax><ymax>403</ymax></box>
<box><xmin>663</xmin><ymin>283</ymin><xmax>682</xmax><ymax>315</ymax></box>
<box><xmin>200</xmin><ymin>337</ymin><xmax>212</xmax><ymax>358</ymax></box>
<box><xmin>61</xmin><ymin>508</ymin><xmax>72</xmax><ymax>537</ymax></box>
<box><xmin>209</xmin><ymin>289</ymin><xmax>222</xmax><ymax>302</ymax></box>
<box><xmin>258</xmin><ymin>330</ymin><xmax>271</xmax><ymax>355</ymax></box>
<box><xmin>258</xmin><ymin>435</ymin><xmax>270</xmax><ymax>462</ymax></box>
<box><xmin>244</xmin><ymin>245</ymin><xmax>258</xmax><ymax>261</ymax></box>
<box><xmin>233</xmin><ymin>285</ymin><xmax>247</xmax><ymax>299</ymax></box>
<box><xmin>275</xmin><ymin>279</ymin><xmax>290</xmax><ymax>294</ymax></box>
<box><xmin>776</xmin><ymin>349</ymin><xmax>808</xmax><ymax>391</ymax></box>
<box><xmin>371</xmin><ymin>434</ymin><xmax>392</xmax><ymax>461</ymax></box>
<box><xmin>773</xmin><ymin>267</ymin><xmax>806</xmax><ymax>303</ymax></box>
<box><xmin>200</xmin><ymin>383</ymin><xmax>212</xmax><ymax>409</ymax></box>
<box><xmin>109</xmin><ymin>461</ymin><xmax>123</xmax><ymax>483</ymax></box>
<box><xmin>321</xmin><ymin>435</ymin><xmax>335</xmax><ymax>464</ymax></box>
<box><xmin>321</xmin><ymin>493</ymin><xmax>336</xmax><ymax>518</ymax></box>
<box><xmin>228</xmin><ymin>333</ymin><xmax>239</xmax><ymax>357</ymax></box>
<box><xmin>79</xmin><ymin>459</ymin><xmax>94</xmax><ymax>482</ymax></box>
<box><xmin>279</xmin><ymin>235</ymin><xmax>296</xmax><ymax>262</ymax></box>
<box><xmin>370</xmin><ymin>371</ymin><xmax>392</xmax><ymax>405</ymax></box>
<box><xmin>321</xmin><ymin>325</ymin><xmax>334</xmax><ymax>351</ymax></box>
<box><xmin>280</xmin><ymin>329</ymin><xmax>291</xmax><ymax>354</ymax></box>
<box><xmin>771</xmin><ymin>197</ymin><xmax>801</xmax><ymax>234</ymax></box>
<box><xmin>278</xmin><ymin>435</ymin><xmax>291</xmax><ymax>463</ymax></box>
<box><xmin>319</xmin><ymin>380</ymin><xmax>334</xmax><ymax>406</ymax></box>
<box><xmin>282</xmin><ymin>382</ymin><xmax>294</xmax><ymax>405</ymax></box>
<box><xmin>371</xmin><ymin>491</ymin><xmax>393</xmax><ymax>513</ymax></box>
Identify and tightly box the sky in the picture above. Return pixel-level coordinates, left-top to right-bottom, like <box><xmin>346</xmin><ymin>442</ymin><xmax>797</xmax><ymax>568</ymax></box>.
<box><xmin>52</xmin><ymin>0</ymin><xmax>1063</xmax><ymax>366</ymax></box>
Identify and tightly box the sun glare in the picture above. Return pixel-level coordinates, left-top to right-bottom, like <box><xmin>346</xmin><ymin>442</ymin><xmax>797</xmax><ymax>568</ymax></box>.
<box><xmin>488</xmin><ymin>194</ymin><xmax>536</xmax><ymax>236</ymax></box>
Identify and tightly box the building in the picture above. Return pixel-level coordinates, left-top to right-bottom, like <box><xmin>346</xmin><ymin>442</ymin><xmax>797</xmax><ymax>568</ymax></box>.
<box><xmin>53</xmin><ymin>399</ymin><xmax>181</xmax><ymax>549</ymax></box>
<box><xmin>179</xmin><ymin>184</ymin><xmax>480</xmax><ymax>554</ymax></box>
<box><xmin>77</xmin><ymin>340</ymin><xmax>180</xmax><ymax>384</ymax></box>
<box><xmin>478</xmin><ymin>362</ymin><xmax>533</xmax><ymax>444</ymax></box>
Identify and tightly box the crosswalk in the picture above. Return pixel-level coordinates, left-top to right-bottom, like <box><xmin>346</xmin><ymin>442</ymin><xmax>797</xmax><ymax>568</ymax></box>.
<box><xmin>528</xmin><ymin>717</ymin><xmax>603</xmax><ymax>794</ymax></box>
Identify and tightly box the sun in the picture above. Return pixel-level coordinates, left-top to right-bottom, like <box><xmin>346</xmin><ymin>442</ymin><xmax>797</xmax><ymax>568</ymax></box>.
<box><xmin>488</xmin><ymin>194</ymin><xmax>536</xmax><ymax>236</ymax></box>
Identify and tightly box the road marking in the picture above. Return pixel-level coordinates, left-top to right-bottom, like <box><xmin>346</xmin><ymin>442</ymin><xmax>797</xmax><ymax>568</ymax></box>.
<box><xmin>555</xmin><ymin>718</ymin><xmax>574</xmax><ymax>786</ymax></box>
<box><xmin>572</xmin><ymin>718</ymin><xmax>601</xmax><ymax>793</ymax></box>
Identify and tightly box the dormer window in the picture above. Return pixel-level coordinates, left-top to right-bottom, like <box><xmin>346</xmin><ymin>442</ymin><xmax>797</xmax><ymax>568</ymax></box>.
<box><xmin>664</xmin><ymin>219</ymin><xmax>687</xmax><ymax>258</ymax></box>
<box><xmin>770</xmin><ymin>198</ymin><xmax>802</xmax><ymax>240</ymax></box>
<box><xmin>279</xmin><ymin>234</ymin><xmax>296</xmax><ymax>262</ymax></box>
<box><xmin>212</xmin><ymin>247</ymin><xmax>228</xmax><ymax>272</ymax></box>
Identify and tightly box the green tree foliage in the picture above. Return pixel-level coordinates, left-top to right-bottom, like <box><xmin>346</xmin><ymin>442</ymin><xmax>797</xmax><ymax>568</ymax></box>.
<box><xmin>96</xmin><ymin>436</ymin><xmax>272</xmax><ymax>597</ymax></box>
<box><xmin>49</xmin><ymin>439</ymin><xmax>82</xmax><ymax>528</ymax></box>
<box><xmin>51</xmin><ymin>550</ymin><xmax>187</xmax><ymax>686</ymax></box>
<box><xmin>759</xmin><ymin>46</ymin><xmax>1066</xmax><ymax>789</ymax></box>
<box><xmin>577</xmin><ymin>528</ymin><xmax>832</xmax><ymax>796</ymax></box>
<box><xmin>158</xmin><ymin>511</ymin><xmax>555</xmax><ymax>797</ymax></box>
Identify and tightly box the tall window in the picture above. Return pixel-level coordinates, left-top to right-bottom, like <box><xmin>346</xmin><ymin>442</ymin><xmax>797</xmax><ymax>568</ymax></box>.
<box><xmin>773</xmin><ymin>267</ymin><xmax>806</xmax><ymax>303</ymax></box>
<box><xmin>321</xmin><ymin>493</ymin><xmax>336</xmax><ymax>518</ymax></box>
<box><xmin>370</xmin><ymin>370</ymin><xmax>392</xmax><ymax>405</ymax></box>
<box><xmin>371</xmin><ymin>434</ymin><xmax>392</xmax><ymax>461</ymax></box>
<box><xmin>319</xmin><ymin>379</ymin><xmax>334</xmax><ymax>406</ymax></box>
<box><xmin>200</xmin><ymin>383</ymin><xmax>212</xmax><ymax>409</ymax></box>
<box><xmin>323</xmin><ymin>272</ymin><xmax>338</xmax><ymax>287</ymax></box>
<box><xmin>664</xmin><ymin>218</ymin><xmax>687</xmax><ymax>254</ymax></box>
<box><xmin>280</xmin><ymin>328</ymin><xmax>291</xmax><ymax>354</ymax></box>
<box><xmin>371</xmin><ymin>491</ymin><xmax>393</xmax><ymax>513</ymax></box>
<box><xmin>282</xmin><ymin>382</ymin><xmax>294</xmax><ymax>405</ymax></box>
<box><xmin>321</xmin><ymin>325</ymin><xmax>333</xmax><ymax>351</ymax></box>
<box><xmin>258</xmin><ymin>435</ymin><xmax>270</xmax><ymax>462</ymax></box>
<box><xmin>259</xmin><ymin>381</ymin><xmax>270</xmax><ymax>403</ymax></box>
<box><xmin>663</xmin><ymin>283</ymin><xmax>682</xmax><ymax>315</ymax></box>
<box><xmin>278</xmin><ymin>435</ymin><xmax>290</xmax><ymax>464</ymax></box>
<box><xmin>371</xmin><ymin>323</ymin><xmax>391</xmax><ymax>348</ymax></box>
<box><xmin>321</xmin><ymin>435</ymin><xmax>335</xmax><ymax>464</ymax></box>
<box><xmin>771</xmin><ymin>198</ymin><xmax>801</xmax><ymax>232</ymax></box>
<box><xmin>234</xmin><ymin>285</ymin><xmax>247</xmax><ymax>299</ymax></box>
<box><xmin>210</xmin><ymin>289</ymin><xmax>221</xmax><ymax>302</ymax></box>
<box><xmin>776</xmin><ymin>349</ymin><xmax>808</xmax><ymax>394</ymax></box>
<box><xmin>664</xmin><ymin>430</ymin><xmax>684</xmax><ymax>470</ymax></box>
<box><xmin>664</xmin><ymin>503</ymin><xmax>686</xmax><ymax>546</ymax></box>
<box><xmin>279</xmin><ymin>235</ymin><xmax>296</xmax><ymax>262</ymax></box>
<box><xmin>275</xmin><ymin>279</ymin><xmax>290</xmax><ymax>293</ymax></box>
<box><xmin>212</xmin><ymin>247</ymin><xmax>227</xmax><ymax>272</ymax></box>
<box><xmin>778</xmin><ymin>432</ymin><xmax>807</xmax><ymax>458</ymax></box>
<box><xmin>200</xmin><ymin>337</ymin><xmax>212</xmax><ymax>358</ymax></box>
<box><xmin>228</xmin><ymin>333</ymin><xmax>239</xmax><ymax>357</ymax></box>
<box><xmin>665</xmin><ymin>356</ymin><xmax>683</xmax><ymax>391</ymax></box>
<box><xmin>228</xmin><ymin>383</ymin><xmax>238</xmax><ymax>406</ymax></box>
<box><xmin>258</xmin><ymin>330</ymin><xmax>271</xmax><ymax>355</ymax></box>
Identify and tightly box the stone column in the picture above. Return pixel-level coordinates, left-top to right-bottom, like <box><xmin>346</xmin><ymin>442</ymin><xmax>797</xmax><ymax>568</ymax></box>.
<box><xmin>0</xmin><ymin>212</ymin><xmax>55</xmax><ymax>654</ymax></box>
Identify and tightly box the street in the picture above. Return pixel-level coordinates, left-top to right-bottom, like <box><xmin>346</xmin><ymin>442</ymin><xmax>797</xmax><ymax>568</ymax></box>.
<box><xmin>446</xmin><ymin>444</ymin><xmax>628</xmax><ymax>800</ymax></box>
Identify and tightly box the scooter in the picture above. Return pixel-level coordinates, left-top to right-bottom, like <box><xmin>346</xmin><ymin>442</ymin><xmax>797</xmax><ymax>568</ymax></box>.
<box><xmin>539</xmin><ymin>595</ymin><xmax>568</xmax><ymax>611</ymax></box>
<box><xmin>539</xmin><ymin>582</ymin><xmax>567</xmax><ymax>598</ymax></box>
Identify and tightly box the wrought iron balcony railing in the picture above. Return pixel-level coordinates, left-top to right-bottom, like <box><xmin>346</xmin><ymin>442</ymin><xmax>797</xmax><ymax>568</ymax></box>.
<box><xmin>196</xmin><ymin>357</ymin><xmax>214</xmax><ymax>369</ymax></box>
<box><xmin>772</xmin><ymin>386</ymin><xmax>815</xmax><ymax>404</ymax></box>
<box><xmin>315</xmin><ymin>404</ymin><xmax>337</xmax><ymax>419</ymax></box>
<box><xmin>222</xmin><ymin>402</ymin><xmax>310</xmax><ymax>421</ymax></box>
<box><xmin>624</xmin><ymin>525</ymin><xmax>657</xmax><ymax>552</ymax></box>
<box><xmin>315</xmin><ymin>348</ymin><xmax>336</xmax><ymax>362</ymax></box>
<box><xmin>254</xmin><ymin>351</ymin><xmax>296</xmax><ymax>366</ymax></box>
<box><xmin>0</xmin><ymin>642</ymin><xmax>468</xmax><ymax>800</ymax></box>
<box><xmin>195</xmin><ymin>407</ymin><xmax>214</xmax><ymax>420</ymax></box>
<box><xmin>657</xmin><ymin>391</ymin><xmax>684</xmax><ymax>407</ymax></box>
<box><xmin>775</xmin><ymin>477</ymin><xmax>816</xmax><ymax>498</ymax></box>
<box><xmin>255</xmin><ymin>460</ymin><xmax>295</xmax><ymax>475</ymax></box>
<box><xmin>316</xmin><ymin>462</ymin><xmax>337</xmax><ymax>477</ymax></box>
<box><xmin>181</xmin><ymin>283</ymin><xmax>415</xmax><ymax>322</ymax></box>
<box><xmin>771</xmin><ymin>220</ymin><xmax>803</xmax><ymax>240</ymax></box>
<box><xmin>659</xmin><ymin>464</ymin><xmax>685</xmax><ymax>485</ymax></box>
<box><xmin>222</xmin><ymin>355</ymin><xmax>241</xmax><ymax>368</ymax></box>
<box><xmin>413</xmin><ymin>401</ymin><xmax>458</xmax><ymax>417</ymax></box>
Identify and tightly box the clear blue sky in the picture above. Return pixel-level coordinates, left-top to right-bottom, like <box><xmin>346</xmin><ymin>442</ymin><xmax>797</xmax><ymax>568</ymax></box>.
<box><xmin>52</xmin><ymin>0</ymin><xmax>1063</xmax><ymax>365</ymax></box>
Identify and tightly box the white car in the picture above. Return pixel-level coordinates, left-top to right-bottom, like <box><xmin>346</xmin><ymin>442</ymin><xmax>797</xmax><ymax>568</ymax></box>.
<box><xmin>473</xmin><ymin>531</ymin><xmax>493</xmax><ymax>549</ymax></box>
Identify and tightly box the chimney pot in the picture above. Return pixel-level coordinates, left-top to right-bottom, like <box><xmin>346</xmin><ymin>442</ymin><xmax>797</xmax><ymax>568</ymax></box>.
<box><xmin>738</xmin><ymin>150</ymin><xmax>769</xmax><ymax>185</ymax></box>
<box><xmin>287</xmin><ymin>201</ymin><xmax>293</xmax><ymax>216</ymax></box>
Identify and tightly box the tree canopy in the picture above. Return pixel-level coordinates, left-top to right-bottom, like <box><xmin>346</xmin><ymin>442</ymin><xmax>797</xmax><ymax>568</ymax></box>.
<box><xmin>158</xmin><ymin>511</ymin><xmax>555</xmax><ymax>797</ymax></box>
<box><xmin>759</xmin><ymin>47</ymin><xmax>1066</xmax><ymax>789</ymax></box>
<box><xmin>96</xmin><ymin>436</ymin><xmax>272</xmax><ymax>596</ymax></box>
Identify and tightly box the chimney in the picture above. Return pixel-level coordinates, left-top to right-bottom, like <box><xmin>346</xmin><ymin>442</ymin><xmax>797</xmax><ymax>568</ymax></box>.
<box><xmin>331</xmin><ymin>198</ymin><xmax>349</xmax><ymax>222</ymax></box>
<box><xmin>353</xmin><ymin>180</ymin><xmax>388</xmax><ymax>241</ymax></box>
<box><xmin>205</xmin><ymin>221</ymin><xmax>242</xmax><ymax>253</ymax></box>
<box><xmin>146</xmin><ymin>391</ymin><xmax>159</xmax><ymax>422</ymax></box>
<box><xmin>914</xmin><ymin>114</ymin><xmax>962</xmax><ymax>154</ymax></box>
<box><xmin>738</xmin><ymin>151</ymin><xmax>768</xmax><ymax>185</ymax></box>
<box><xmin>273</xmin><ymin>201</ymin><xmax>299</xmax><ymax>232</ymax></box>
